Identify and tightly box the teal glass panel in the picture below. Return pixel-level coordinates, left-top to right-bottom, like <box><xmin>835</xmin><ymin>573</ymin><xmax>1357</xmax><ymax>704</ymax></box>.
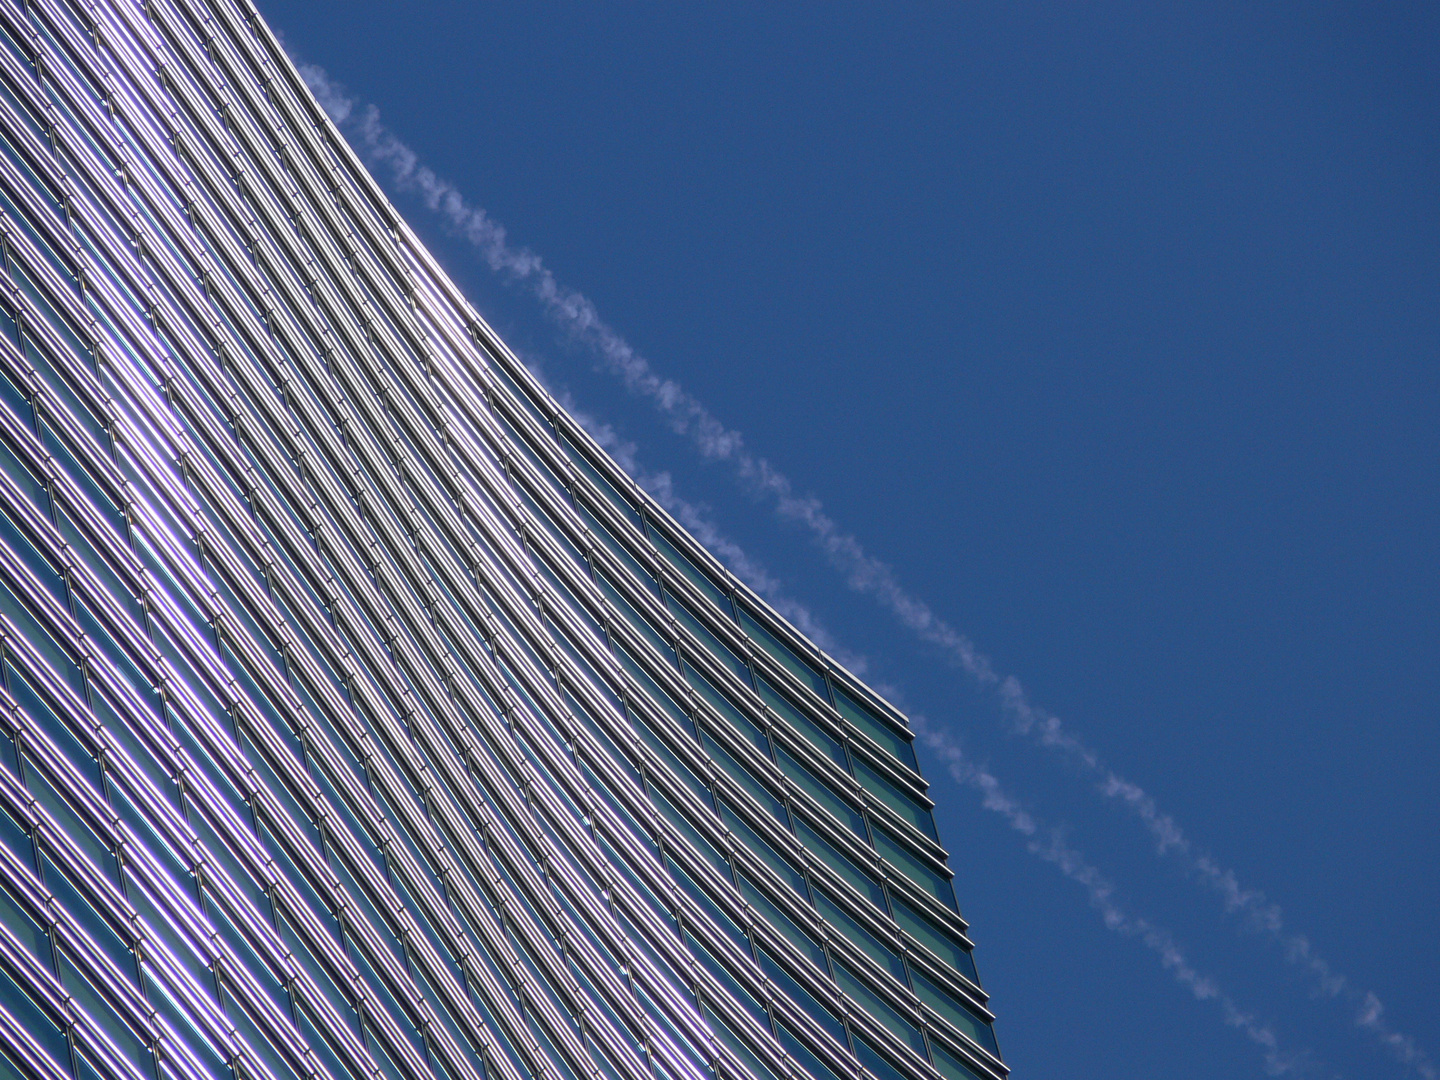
<box><xmin>757</xmin><ymin>946</ymin><xmax>846</xmax><ymax>1045</ymax></box>
<box><xmin>851</xmin><ymin>759</ymin><xmax>937</xmax><ymax>841</ymax></box>
<box><xmin>911</xmin><ymin>969</ymin><xmax>998</xmax><ymax>1056</ymax></box>
<box><xmin>667</xmin><ymin>595</ymin><xmax>750</xmax><ymax>685</ymax></box>
<box><xmin>0</xmin><ymin>882</ymin><xmax>49</xmax><ymax>967</ymax></box>
<box><xmin>651</xmin><ymin>788</ymin><xmax>729</xmax><ymax>879</ymax></box>
<box><xmin>776</xmin><ymin>749</ymin><xmax>866</xmax><ymax>840</ymax></box>
<box><xmin>26</xmin><ymin>765</ymin><xmax>116</xmax><ymax>881</ymax></box>
<box><xmin>736</xmin><ymin>872</ymin><xmax>826</xmax><ymax>971</ymax></box>
<box><xmin>832</xmin><ymin>689</ymin><xmax>917</xmax><ymax>772</ymax></box>
<box><xmin>853</xmin><ymin>1035</ymin><xmax>909</xmax><ymax>1080</ymax></box>
<box><xmin>595</xmin><ymin>571</ymin><xmax>674</xmax><ymax>669</ymax></box>
<box><xmin>698</xmin><ymin>999</ymin><xmax>776</xmax><ymax>1080</ymax></box>
<box><xmin>720</xmin><ymin>801</ymin><xmax>807</xmax><ymax>899</ymax></box>
<box><xmin>687</xmin><ymin>669</ymin><xmax>766</xmax><ymax>755</ymax></box>
<box><xmin>833</xmin><ymin>963</ymin><xmax>926</xmax><ymax>1059</ymax></box>
<box><xmin>0</xmin><ymin>965</ymin><xmax>68</xmax><ymax>1070</ymax></box>
<box><xmin>647</xmin><ymin>527</ymin><xmax>730</xmax><ymax>614</ymax></box>
<box><xmin>736</xmin><ymin>609</ymin><xmax>829</xmax><ymax>701</ymax></box>
<box><xmin>706</xmin><ymin>737</ymin><xmax>786</xmax><ymax>825</ymax></box>
<box><xmin>57</xmin><ymin>950</ymin><xmax>153</xmax><ymax>1077</ymax></box>
<box><xmin>0</xmin><ymin>505</ymin><xmax>66</xmax><ymax>605</ymax></box>
<box><xmin>757</xmin><ymin>679</ymin><xmax>847</xmax><ymax>772</ymax></box>
<box><xmin>892</xmin><ymin>898</ymin><xmax>977</xmax><ymax>984</ymax></box>
<box><xmin>0</xmin><ymin>804</ymin><xmax>31</xmax><ymax>866</ymax></box>
<box><xmin>813</xmin><ymin>890</ymin><xmax>906</xmax><ymax>984</ymax></box>
<box><xmin>612</xmin><ymin>644</ymin><xmax>690</xmax><ymax>733</ymax></box>
<box><xmin>560</xmin><ymin>436</ymin><xmax>642</xmax><ymax>526</ymax></box>
<box><xmin>791</xmin><ymin>819</ymin><xmax>885</xmax><ymax>911</ymax></box>
<box><xmin>776</xmin><ymin>1021</ymin><xmax>847</xmax><ymax>1080</ymax></box>
<box><xmin>42</xmin><ymin>853</ymin><xmax>131</xmax><ymax>979</ymax></box>
<box><xmin>667</xmin><ymin>855</ymin><xmax>747</xmax><ymax>955</ymax></box>
<box><xmin>872</xmin><ymin>829</ymin><xmax>957</xmax><ymax>912</ymax></box>
<box><xmin>932</xmin><ymin>1042</ymin><xmax>987</xmax><ymax>1080</ymax></box>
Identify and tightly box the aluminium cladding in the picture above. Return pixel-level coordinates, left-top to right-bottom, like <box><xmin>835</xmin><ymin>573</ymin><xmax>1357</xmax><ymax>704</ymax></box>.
<box><xmin>0</xmin><ymin>7</ymin><xmax>1005</xmax><ymax>1080</ymax></box>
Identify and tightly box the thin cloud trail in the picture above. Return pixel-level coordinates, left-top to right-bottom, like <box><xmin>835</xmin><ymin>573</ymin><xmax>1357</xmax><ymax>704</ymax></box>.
<box><xmin>293</xmin><ymin>62</ymin><xmax>1432</xmax><ymax>1079</ymax></box>
<box><xmin>912</xmin><ymin>716</ymin><xmax>1311</xmax><ymax>1077</ymax></box>
<box><xmin>554</xmin><ymin>400</ymin><xmax>1314</xmax><ymax>1077</ymax></box>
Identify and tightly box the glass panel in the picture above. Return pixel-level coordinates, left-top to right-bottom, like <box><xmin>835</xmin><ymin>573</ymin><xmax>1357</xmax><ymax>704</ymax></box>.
<box><xmin>872</xmin><ymin>829</ymin><xmax>957</xmax><ymax>913</ymax></box>
<box><xmin>720</xmin><ymin>802</ymin><xmax>806</xmax><ymax>899</ymax></box>
<box><xmin>696</xmin><ymin>994</ymin><xmax>771</xmax><ymax>1074</ymax></box>
<box><xmin>791</xmin><ymin>820</ymin><xmax>884</xmax><ymax>911</ymax></box>
<box><xmin>832</xmin><ymin>689</ymin><xmax>916</xmax><ymax>772</ymax></box>
<box><xmin>559</xmin><ymin>436</ymin><xmax>642</xmax><ymax>530</ymax></box>
<box><xmin>736</xmin><ymin>873</ymin><xmax>826</xmax><ymax>971</ymax></box>
<box><xmin>0</xmin><ymin>804</ymin><xmax>31</xmax><ymax>866</ymax></box>
<box><xmin>891</xmin><ymin>898</ymin><xmax>977</xmax><ymax>985</ymax></box>
<box><xmin>833</xmin><ymin>963</ymin><xmax>926</xmax><ymax>1059</ymax></box>
<box><xmin>0</xmin><ymin>965</ymin><xmax>69</xmax><ymax>1069</ymax></box>
<box><xmin>910</xmin><ymin>969</ymin><xmax>998</xmax><ymax>1057</ymax></box>
<box><xmin>706</xmin><ymin>738</ymin><xmax>785</xmax><ymax>825</ymax></box>
<box><xmin>776</xmin><ymin>750</ymin><xmax>865</xmax><ymax>841</ymax></box>
<box><xmin>756</xmin><ymin>680</ymin><xmax>846</xmax><ymax>772</ymax></box>
<box><xmin>595</xmin><ymin>571</ymin><xmax>675</xmax><ymax>669</ymax></box>
<box><xmin>647</xmin><ymin>528</ymin><xmax>730</xmax><ymax>614</ymax></box>
<box><xmin>27</xmin><ymin>765</ymin><xmax>115</xmax><ymax>880</ymax></box>
<box><xmin>57</xmin><ymin>950</ymin><xmax>153</xmax><ymax>1076</ymax></box>
<box><xmin>687</xmin><ymin>671</ymin><xmax>765</xmax><ymax>756</ymax></box>
<box><xmin>756</xmin><ymin>947</ymin><xmax>845</xmax><ymax>1046</ymax></box>
<box><xmin>931</xmin><ymin>1042</ymin><xmax>987</xmax><ymax>1080</ymax></box>
<box><xmin>853</xmin><ymin>1035</ymin><xmax>909</xmax><ymax>1080</ymax></box>
<box><xmin>43</xmin><ymin>853</ymin><xmax>131</xmax><ymax>976</ymax></box>
<box><xmin>651</xmin><ymin>788</ymin><xmax>728</xmax><ymax>880</ymax></box>
<box><xmin>667</xmin><ymin>856</ymin><xmax>747</xmax><ymax>955</ymax></box>
<box><xmin>0</xmin><ymin>882</ymin><xmax>49</xmax><ymax>966</ymax></box>
<box><xmin>776</xmin><ymin>1021</ymin><xmax>847</xmax><ymax>1080</ymax></box>
<box><xmin>813</xmin><ymin>890</ymin><xmax>905</xmax><ymax>984</ymax></box>
<box><xmin>736</xmin><ymin>610</ymin><xmax>828</xmax><ymax>701</ymax></box>
<box><xmin>851</xmin><ymin>759</ymin><xmax>937</xmax><ymax>842</ymax></box>
<box><xmin>667</xmin><ymin>597</ymin><xmax>749</xmax><ymax>686</ymax></box>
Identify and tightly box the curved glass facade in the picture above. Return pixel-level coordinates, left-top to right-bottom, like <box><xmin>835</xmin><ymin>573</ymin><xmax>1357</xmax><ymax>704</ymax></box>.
<box><xmin>0</xmin><ymin>7</ymin><xmax>1004</xmax><ymax>1080</ymax></box>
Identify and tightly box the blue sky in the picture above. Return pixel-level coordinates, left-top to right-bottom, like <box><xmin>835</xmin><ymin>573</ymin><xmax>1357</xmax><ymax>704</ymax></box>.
<box><xmin>262</xmin><ymin>3</ymin><xmax>1438</xmax><ymax>1077</ymax></box>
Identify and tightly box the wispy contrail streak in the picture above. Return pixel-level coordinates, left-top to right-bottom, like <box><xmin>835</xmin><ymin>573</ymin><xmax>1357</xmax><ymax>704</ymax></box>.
<box><xmin>560</xmin><ymin>406</ymin><xmax>1312</xmax><ymax>1077</ymax></box>
<box><xmin>912</xmin><ymin>717</ymin><xmax>1308</xmax><ymax>1077</ymax></box>
<box><xmin>292</xmin><ymin>61</ymin><xmax>1432</xmax><ymax>1080</ymax></box>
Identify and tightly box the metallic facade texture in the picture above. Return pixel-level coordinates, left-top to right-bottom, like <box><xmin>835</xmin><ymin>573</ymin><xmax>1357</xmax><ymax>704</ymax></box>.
<box><xmin>0</xmin><ymin>6</ymin><xmax>1003</xmax><ymax>1080</ymax></box>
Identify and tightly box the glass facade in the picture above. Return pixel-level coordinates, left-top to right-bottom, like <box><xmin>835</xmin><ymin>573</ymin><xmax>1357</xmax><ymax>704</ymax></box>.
<box><xmin>0</xmin><ymin>7</ymin><xmax>1003</xmax><ymax>1080</ymax></box>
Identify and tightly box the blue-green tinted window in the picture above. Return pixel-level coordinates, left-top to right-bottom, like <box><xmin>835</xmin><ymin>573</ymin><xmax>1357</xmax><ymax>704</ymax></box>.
<box><xmin>851</xmin><ymin>759</ymin><xmax>937</xmax><ymax>842</ymax></box>
<box><xmin>737</xmin><ymin>872</ymin><xmax>826</xmax><ymax>971</ymax></box>
<box><xmin>757</xmin><ymin>680</ymin><xmax>847</xmax><ymax>772</ymax></box>
<box><xmin>792</xmin><ymin>819</ymin><xmax>885</xmax><ymax>911</ymax></box>
<box><xmin>667</xmin><ymin>596</ymin><xmax>749</xmax><ymax>686</ymax></box>
<box><xmin>892</xmin><ymin>898</ymin><xmax>977</xmax><ymax>984</ymax></box>
<box><xmin>720</xmin><ymin>801</ymin><xmax>806</xmax><ymax>900</ymax></box>
<box><xmin>834</xmin><ymin>963</ymin><xmax>926</xmax><ymax>1059</ymax></box>
<box><xmin>813</xmin><ymin>889</ymin><xmax>906</xmax><ymax>984</ymax></box>
<box><xmin>757</xmin><ymin>946</ymin><xmax>846</xmax><ymax>1046</ymax></box>
<box><xmin>737</xmin><ymin>609</ymin><xmax>829</xmax><ymax>702</ymax></box>
<box><xmin>832</xmin><ymin>689</ymin><xmax>917</xmax><ymax>772</ymax></box>
<box><xmin>872</xmin><ymin>828</ymin><xmax>956</xmax><ymax>913</ymax></box>
<box><xmin>911</xmin><ymin>969</ymin><xmax>998</xmax><ymax>1057</ymax></box>
<box><xmin>647</xmin><ymin>527</ymin><xmax>730</xmax><ymax>614</ymax></box>
<box><xmin>931</xmin><ymin>1043</ymin><xmax>986</xmax><ymax>1080</ymax></box>
<box><xmin>777</xmin><ymin>749</ymin><xmax>866</xmax><ymax>841</ymax></box>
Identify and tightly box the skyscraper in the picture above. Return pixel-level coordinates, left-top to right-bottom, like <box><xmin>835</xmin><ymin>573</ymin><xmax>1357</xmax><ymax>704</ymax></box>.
<box><xmin>0</xmin><ymin>7</ymin><xmax>1004</xmax><ymax>1080</ymax></box>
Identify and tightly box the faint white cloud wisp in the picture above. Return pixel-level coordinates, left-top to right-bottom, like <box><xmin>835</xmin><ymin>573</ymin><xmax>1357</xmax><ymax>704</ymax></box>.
<box><xmin>292</xmin><ymin>61</ymin><xmax>1433</xmax><ymax>1080</ymax></box>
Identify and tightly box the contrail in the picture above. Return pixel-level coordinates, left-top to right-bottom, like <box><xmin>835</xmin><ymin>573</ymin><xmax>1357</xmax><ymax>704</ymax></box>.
<box><xmin>557</xmin><ymin>406</ymin><xmax>1312</xmax><ymax>1077</ymax></box>
<box><xmin>912</xmin><ymin>716</ymin><xmax>1310</xmax><ymax>1078</ymax></box>
<box><xmin>292</xmin><ymin>62</ymin><xmax>1432</xmax><ymax>1080</ymax></box>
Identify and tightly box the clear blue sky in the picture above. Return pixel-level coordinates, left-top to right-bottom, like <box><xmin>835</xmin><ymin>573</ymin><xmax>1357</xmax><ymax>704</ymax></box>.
<box><xmin>262</xmin><ymin>3</ymin><xmax>1438</xmax><ymax>1077</ymax></box>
